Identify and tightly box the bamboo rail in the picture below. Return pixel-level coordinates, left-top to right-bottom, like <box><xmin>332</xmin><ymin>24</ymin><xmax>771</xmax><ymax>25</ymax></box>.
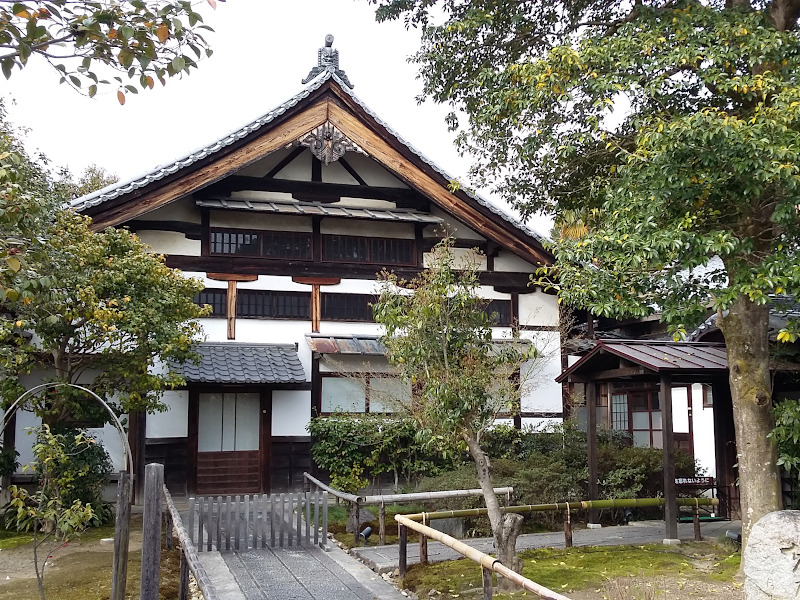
<box><xmin>396</xmin><ymin>514</ymin><xmax>572</xmax><ymax>600</ymax></box>
<box><xmin>400</xmin><ymin>497</ymin><xmax>719</xmax><ymax>521</ymax></box>
<box><xmin>163</xmin><ymin>485</ymin><xmax>219</xmax><ymax>600</ymax></box>
<box><xmin>303</xmin><ymin>472</ymin><xmax>512</xmax><ymax>544</ymax></box>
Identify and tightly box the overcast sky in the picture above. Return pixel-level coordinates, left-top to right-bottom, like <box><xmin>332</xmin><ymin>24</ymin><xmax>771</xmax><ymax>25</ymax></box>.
<box><xmin>2</xmin><ymin>0</ymin><xmax>551</xmax><ymax>235</ymax></box>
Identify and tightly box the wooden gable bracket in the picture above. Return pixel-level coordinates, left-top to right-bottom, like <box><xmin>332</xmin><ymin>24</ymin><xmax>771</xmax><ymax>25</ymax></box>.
<box><xmin>293</xmin><ymin>276</ymin><xmax>341</xmax><ymax>333</ymax></box>
<box><xmin>207</xmin><ymin>273</ymin><xmax>259</xmax><ymax>340</ymax></box>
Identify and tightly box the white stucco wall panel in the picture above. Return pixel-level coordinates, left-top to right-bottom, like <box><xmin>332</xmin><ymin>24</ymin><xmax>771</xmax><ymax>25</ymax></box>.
<box><xmin>271</xmin><ymin>390</ymin><xmax>312</xmax><ymax>436</ymax></box>
<box><xmin>236</xmin><ymin>147</ymin><xmax>296</xmax><ymax>178</ymax></box>
<box><xmin>691</xmin><ymin>383</ymin><xmax>716</xmax><ymax>477</ymax></box>
<box><xmin>520</xmin><ymin>330</ymin><xmax>563</xmax><ymax>413</ymax></box>
<box><xmin>518</xmin><ymin>291</ymin><xmax>560</xmax><ymax>327</ymax></box>
<box><xmin>426</xmin><ymin>208</ymin><xmax>485</xmax><ymax>241</ymax></box>
<box><xmin>423</xmin><ymin>248</ymin><xmax>487</xmax><ymax>271</ymax></box>
<box><xmin>14</xmin><ymin>410</ymin><xmax>41</xmax><ymax>472</ymax></box>
<box><xmin>210</xmin><ymin>211</ymin><xmax>311</xmax><ymax>232</ymax></box>
<box><xmin>494</xmin><ymin>252</ymin><xmax>537</xmax><ymax>273</ymax></box>
<box><xmin>321</xmin><ymin>160</ymin><xmax>360</xmax><ymax>185</ymax></box>
<box><xmin>341</xmin><ymin>153</ymin><xmax>408</xmax><ymax>188</ymax></box>
<box><xmin>146</xmin><ymin>390</ymin><xmax>189</xmax><ymax>438</ymax></box>
<box><xmin>137</xmin><ymin>231</ymin><xmax>201</xmax><ymax>256</ymax></box>
<box><xmin>138</xmin><ymin>196</ymin><xmax>200</xmax><ymax>223</ymax></box>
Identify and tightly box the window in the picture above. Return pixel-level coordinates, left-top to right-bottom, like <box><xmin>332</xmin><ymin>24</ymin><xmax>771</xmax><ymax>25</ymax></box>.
<box><xmin>237</xmin><ymin>290</ymin><xmax>311</xmax><ymax>319</ymax></box>
<box><xmin>321</xmin><ymin>235</ymin><xmax>414</xmax><ymax>265</ymax></box>
<box><xmin>320</xmin><ymin>375</ymin><xmax>411</xmax><ymax>414</ymax></box>
<box><xmin>198</xmin><ymin>392</ymin><xmax>260</xmax><ymax>452</ymax></box>
<box><xmin>485</xmin><ymin>300</ymin><xmax>513</xmax><ymax>326</ymax></box>
<box><xmin>611</xmin><ymin>387</ymin><xmax>662</xmax><ymax>448</ymax></box>
<box><xmin>321</xmin><ymin>294</ymin><xmax>375</xmax><ymax>322</ymax></box>
<box><xmin>211</xmin><ymin>231</ymin><xmax>260</xmax><ymax>256</ymax></box>
<box><xmin>210</xmin><ymin>229</ymin><xmax>312</xmax><ymax>260</ymax></box>
<box><xmin>195</xmin><ymin>289</ymin><xmax>227</xmax><ymax>317</ymax></box>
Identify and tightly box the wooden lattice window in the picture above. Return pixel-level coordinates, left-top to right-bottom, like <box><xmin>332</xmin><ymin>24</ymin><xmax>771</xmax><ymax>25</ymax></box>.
<box><xmin>195</xmin><ymin>289</ymin><xmax>227</xmax><ymax>317</ymax></box>
<box><xmin>321</xmin><ymin>294</ymin><xmax>375</xmax><ymax>322</ymax></box>
<box><xmin>210</xmin><ymin>230</ymin><xmax>260</xmax><ymax>256</ymax></box>
<box><xmin>237</xmin><ymin>290</ymin><xmax>311</xmax><ymax>319</ymax></box>
<box><xmin>485</xmin><ymin>300</ymin><xmax>513</xmax><ymax>326</ymax></box>
<box><xmin>321</xmin><ymin>235</ymin><xmax>414</xmax><ymax>266</ymax></box>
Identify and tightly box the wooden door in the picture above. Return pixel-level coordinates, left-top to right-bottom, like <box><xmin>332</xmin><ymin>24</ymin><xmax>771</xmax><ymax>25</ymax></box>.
<box><xmin>194</xmin><ymin>391</ymin><xmax>268</xmax><ymax>494</ymax></box>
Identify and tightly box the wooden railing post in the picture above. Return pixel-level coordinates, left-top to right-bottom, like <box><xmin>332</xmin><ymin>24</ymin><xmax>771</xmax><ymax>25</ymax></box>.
<box><xmin>352</xmin><ymin>498</ymin><xmax>360</xmax><ymax>546</ymax></box>
<box><xmin>399</xmin><ymin>523</ymin><xmax>408</xmax><ymax>577</ymax></box>
<box><xmin>379</xmin><ymin>500</ymin><xmax>386</xmax><ymax>546</ymax></box>
<box><xmin>140</xmin><ymin>463</ymin><xmax>164</xmax><ymax>600</ymax></box>
<box><xmin>321</xmin><ymin>491</ymin><xmax>328</xmax><ymax>550</ymax></box>
<box><xmin>482</xmin><ymin>565</ymin><xmax>493</xmax><ymax>599</ymax></box>
<box><xmin>563</xmin><ymin>507</ymin><xmax>573</xmax><ymax>548</ymax></box>
<box><xmin>419</xmin><ymin>513</ymin><xmax>428</xmax><ymax>565</ymax></box>
<box><xmin>110</xmin><ymin>470</ymin><xmax>131</xmax><ymax>600</ymax></box>
<box><xmin>693</xmin><ymin>506</ymin><xmax>702</xmax><ymax>541</ymax></box>
<box><xmin>178</xmin><ymin>552</ymin><xmax>190</xmax><ymax>600</ymax></box>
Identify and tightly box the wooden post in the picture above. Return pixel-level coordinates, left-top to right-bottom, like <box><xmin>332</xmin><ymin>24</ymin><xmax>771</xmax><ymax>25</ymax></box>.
<box><xmin>165</xmin><ymin>506</ymin><xmax>174</xmax><ymax>550</ymax></box>
<box><xmin>587</xmin><ymin>382</ymin><xmax>599</xmax><ymax>526</ymax></box>
<box><xmin>398</xmin><ymin>523</ymin><xmax>408</xmax><ymax>577</ymax></box>
<box><xmin>178</xmin><ymin>551</ymin><xmax>190</xmax><ymax>600</ymax></box>
<box><xmin>379</xmin><ymin>500</ymin><xmax>386</xmax><ymax>546</ymax></box>
<box><xmin>352</xmin><ymin>499</ymin><xmax>360</xmax><ymax>546</ymax></box>
<box><xmin>661</xmin><ymin>375</ymin><xmax>679</xmax><ymax>541</ymax></box>
<box><xmin>140</xmin><ymin>463</ymin><xmax>164</xmax><ymax>600</ymax></box>
<box><xmin>419</xmin><ymin>514</ymin><xmax>428</xmax><ymax>565</ymax></box>
<box><xmin>110</xmin><ymin>471</ymin><xmax>131</xmax><ymax>600</ymax></box>
<box><xmin>563</xmin><ymin>507</ymin><xmax>573</xmax><ymax>548</ymax></box>
<box><xmin>693</xmin><ymin>506</ymin><xmax>702</xmax><ymax>541</ymax></box>
<box><xmin>482</xmin><ymin>566</ymin><xmax>493</xmax><ymax>600</ymax></box>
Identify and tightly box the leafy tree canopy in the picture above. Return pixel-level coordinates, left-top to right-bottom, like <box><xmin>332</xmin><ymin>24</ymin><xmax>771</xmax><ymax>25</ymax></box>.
<box><xmin>370</xmin><ymin>0</ymin><xmax>800</xmax><ymax>547</ymax></box>
<box><xmin>0</xmin><ymin>0</ymin><xmax>217</xmax><ymax>103</ymax></box>
<box><xmin>2</xmin><ymin>210</ymin><xmax>208</xmax><ymax>421</ymax></box>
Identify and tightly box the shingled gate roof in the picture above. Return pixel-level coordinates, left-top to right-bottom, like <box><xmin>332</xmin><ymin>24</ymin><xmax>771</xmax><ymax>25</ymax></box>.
<box><xmin>175</xmin><ymin>343</ymin><xmax>306</xmax><ymax>385</ymax></box>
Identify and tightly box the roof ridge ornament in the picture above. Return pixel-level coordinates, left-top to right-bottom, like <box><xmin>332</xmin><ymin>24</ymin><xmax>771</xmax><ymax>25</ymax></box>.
<box><xmin>302</xmin><ymin>34</ymin><xmax>354</xmax><ymax>88</ymax></box>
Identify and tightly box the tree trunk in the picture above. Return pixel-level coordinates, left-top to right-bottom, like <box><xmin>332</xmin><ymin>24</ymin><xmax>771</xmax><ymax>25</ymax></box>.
<box><xmin>466</xmin><ymin>434</ymin><xmax>522</xmax><ymax>591</ymax></box>
<box><xmin>717</xmin><ymin>296</ymin><xmax>782</xmax><ymax>551</ymax></box>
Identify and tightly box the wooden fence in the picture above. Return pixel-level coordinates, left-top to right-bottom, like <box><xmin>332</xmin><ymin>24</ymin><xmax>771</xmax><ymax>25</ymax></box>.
<box><xmin>187</xmin><ymin>491</ymin><xmax>328</xmax><ymax>552</ymax></box>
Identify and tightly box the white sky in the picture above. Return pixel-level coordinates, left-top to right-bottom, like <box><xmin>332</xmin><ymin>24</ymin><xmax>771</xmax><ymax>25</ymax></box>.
<box><xmin>2</xmin><ymin>0</ymin><xmax>551</xmax><ymax>236</ymax></box>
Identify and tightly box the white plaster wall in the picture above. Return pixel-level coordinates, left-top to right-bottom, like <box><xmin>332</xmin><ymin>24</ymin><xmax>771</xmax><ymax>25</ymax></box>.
<box><xmin>237</xmin><ymin>147</ymin><xmax>294</xmax><ymax>177</ymax></box>
<box><xmin>210</xmin><ymin>211</ymin><xmax>311</xmax><ymax>231</ymax></box>
<box><xmin>424</xmin><ymin>247</ymin><xmax>487</xmax><ymax>271</ymax></box>
<box><xmin>521</xmin><ymin>417</ymin><xmax>562</xmax><ymax>429</ymax></box>
<box><xmin>691</xmin><ymin>383</ymin><xmax>717</xmax><ymax>477</ymax></box>
<box><xmin>86</xmin><ymin>423</ymin><xmax>126</xmax><ymax>471</ymax></box>
<box><xmin>274</xmin><ymin>152</ymin><xmax>312</xmax><ymax>180</ymax></box>
<box><xmin>520</xmin><ymin>330</ymin><xmax>563</xmax><ymax>413</ymax></box>
<box><xmin>321</xmin><ymin>160</ymin><xmax>360</xmax><ymax>185</ymax></box>
<box><xmin>230</xmin><ymin>190</ymin><xmax>295</xmax><ymax>203</ymax></box>
<box><xmin>14</xmin><ymin>409</ymin><xmax>41</xmax><ymax>472</ymax></box>
<box><xmin>495</xmin><ymin>251</ymin><xmax>536</xmax><ymax>273</ymax></box>
<box><xmin>318</xmin><ymin>321</ymin><xmax>384</xmax><ymax>338</ymax></box>
<box><xmin>321</xmin><ymin>219</ymin><xmax>414</xmax><ymax>238</ymax></box>
<box><xmin>272</xmin><ymin>390</ymin><xmax>311</xmax><ymax>436</ymax></box>
<box><xmin>146</xmin><ymin>390</ymin><xmax>189</xmax><ymax>438</ymax></box>
<box><xmin>426</xmin><ymin>208</ymin><xmax>484</xmax><ymax>240</ymax></box>
<box><xmin>138</xmin><ymin>196</ymin><xmax>200</xmax><ymax>223</ymax></box>
<box><xmin>477</xmin><ymin>286</ymin><xmax>511</xmax><ymax>301</ymax></box>
<box><xmin>322</xmin><ymin>279</ymin><xmax>381</xmax><ymax>294</ymax></box>
<box><xmin>137</xmin><ymin>231</ymin><xmax>201</xmax><ymax>256</ymax></box>
<box><xmin>519</xmin><ymin>291</ymin><xmax>560</xmax><ymax>327</ymax></box>
<box><xmin>340</xmin><ymin>153</ymin><xmax>408</xmax><ymax>188</ymax></box>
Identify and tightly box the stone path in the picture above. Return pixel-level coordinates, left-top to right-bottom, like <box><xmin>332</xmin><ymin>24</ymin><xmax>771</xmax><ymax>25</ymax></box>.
<box><xmin>351</xmin><ymin>519</ymin><xmax>741</xmax><ymax>574</ymax></box>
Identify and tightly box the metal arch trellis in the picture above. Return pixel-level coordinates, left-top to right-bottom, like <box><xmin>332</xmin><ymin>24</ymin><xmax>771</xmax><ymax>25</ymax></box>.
<box><xmin>0</xmin><ymin>382</ymin><xmax>132</xmax><ymax>472</ymax></box>
<box><xmin>0</xmin><ymin>381</ymin><xmax>135</xmax><ymax>600</ymax></box>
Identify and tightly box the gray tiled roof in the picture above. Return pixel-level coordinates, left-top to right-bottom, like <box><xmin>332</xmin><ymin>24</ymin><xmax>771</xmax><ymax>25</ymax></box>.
<box><xmin>176</xmin><ymin>343</ymin><xmax>306</xmax><ymax>384</ymax></box>
<box><xmin>71</xmin><ymin>71</ymin><xmax>545</xmax><ymax>244</ymax></box>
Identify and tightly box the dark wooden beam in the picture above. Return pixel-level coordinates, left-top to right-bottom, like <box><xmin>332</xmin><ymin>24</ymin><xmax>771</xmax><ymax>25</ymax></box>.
<box><xmin>164</xmin><ymin>254</ymin><xmax>535</xmax><ymax>287</ymax></box>
<box><xmin>126</xmin><ymin>220</ymin><xmax>203</xmax><ymax>240</ymax></box>
<box><xmin>265</xmin><ymin>146</ymin><xmax>306</xmax><ymax>179</ymax></box>
<box><xmin>201</xmin><ymin>175</ymin><xmax>430</xmax><ymax>209</ymax></box>
<box><xmin>587</xmin><ymin>382</ymin><xmax>599</xmax><ymax>525</ymax></box>
<box><xmin>338</xmin><ymin>157</ymin><xmax>368</xmax><ymax>185</ymax></box>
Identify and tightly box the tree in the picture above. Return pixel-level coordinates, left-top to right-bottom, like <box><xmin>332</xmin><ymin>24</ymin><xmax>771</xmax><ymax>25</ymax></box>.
<box><xmin>371</xmin><ymin>0</ymin><xmax>800</xmax><ymax>549</ymax></box>
<box><xmin>2</xmin><ymin>209</ymin><xmax>207</xmax><ymax>420</ymax></box>
<box><xmin>373</xmin><ymin>240</ymin><xmax>536</xmax><ymax>582</ymax></box>
<box><xmin>0</xmin><ymin>0</ymin><xmax>216</xmax><ymax>103</ymax></box>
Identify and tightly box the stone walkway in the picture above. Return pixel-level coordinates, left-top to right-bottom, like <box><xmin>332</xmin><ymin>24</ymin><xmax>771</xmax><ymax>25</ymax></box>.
<box><xmin>351</xmin><ymin>519</ymin><xmax>741</xmax><ymax>574</ymax></box>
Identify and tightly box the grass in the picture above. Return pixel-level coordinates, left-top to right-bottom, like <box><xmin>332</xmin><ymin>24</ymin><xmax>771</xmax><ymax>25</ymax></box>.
<box><xmin>0</xmin><ymin>514</ymin><xmax>183</xmax><ymax>600</ymax></box>
<box><xmin>327</xmin><ymin>502</ymin><xmax>427</xmax><ymax>549</ymax></box>
<box><xmin>402</xmin><ymin>542</ymin><xmax>741</xmax><ymax>599</ymax></box>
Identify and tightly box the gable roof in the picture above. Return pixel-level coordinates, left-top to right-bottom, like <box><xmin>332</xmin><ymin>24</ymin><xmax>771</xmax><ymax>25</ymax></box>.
<box><xmin>73</xmin><ymin>71</ymin><xmax>552</xmax><ymax>266</ymax></box>
<box><xmin>556</xmin><ymin>340</ymin><xmax>728</xmax><ymax>383</ymax></box>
